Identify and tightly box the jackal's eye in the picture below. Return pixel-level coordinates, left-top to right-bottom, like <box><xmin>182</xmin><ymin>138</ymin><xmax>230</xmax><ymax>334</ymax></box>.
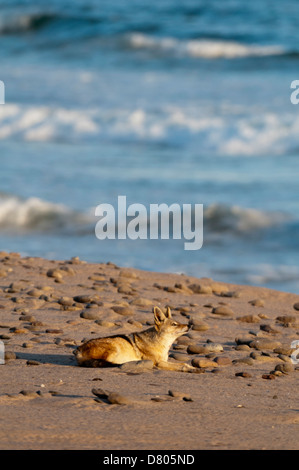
<box><xmin>171</xmin><ymin>321</ymin><xmax>178</xmax><ymax>326</ymax></box>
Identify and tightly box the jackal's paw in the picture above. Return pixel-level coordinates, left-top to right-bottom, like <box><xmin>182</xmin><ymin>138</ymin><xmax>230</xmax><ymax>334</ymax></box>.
<box><xmin>184</xmin><ymin>364</ymin><xmax>204</xmax><ymax>373</ymax></box>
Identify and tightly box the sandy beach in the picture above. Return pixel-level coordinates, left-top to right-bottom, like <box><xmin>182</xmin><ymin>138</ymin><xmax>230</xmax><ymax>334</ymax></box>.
<box><xmin>0</xmin><ymin>251</ymin><xmax>298</xmax><ymax>450</ymax></box>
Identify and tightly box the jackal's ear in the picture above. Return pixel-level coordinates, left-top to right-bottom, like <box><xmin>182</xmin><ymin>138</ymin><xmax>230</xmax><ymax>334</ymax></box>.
<box><xmin>165</xmin><ymin>306</ymin><xmax>172</xmax><ymax>318</ymax></box>
<box><xmin>154</xmin><ymin>306</ymin><xmax>166</xmax><ymax>326</ymax></box>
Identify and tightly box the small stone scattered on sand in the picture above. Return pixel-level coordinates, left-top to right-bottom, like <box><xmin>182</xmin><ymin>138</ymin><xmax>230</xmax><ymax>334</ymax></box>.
<box><xmin>191</xmin><ymin>357</ymin><xmax>218</xmax><ymax>369</ymax></box>
<box><xmin>211</xmin><ymin>306</ymin><xmax>234</xmax><ymax>317</ymax></box>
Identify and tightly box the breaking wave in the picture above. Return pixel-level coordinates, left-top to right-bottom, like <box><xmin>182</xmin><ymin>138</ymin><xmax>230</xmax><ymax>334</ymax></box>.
<box><xmin>0</xmin><ymin>9</ymin><xmax>290</xmax><ymax>62</ymax></box>
<box><xmin>1</xmin><ymin>103</ymin><xmax>299</xmax><ymax>156</ymax></box>
<box><xmin>0</xmin><ymin>11</ymin><xmax>56</xmax><ymax>34</ymax></box>
<box><xmin>0</xmin><ymin>193</ymin><xmax>290</xmax><ymax>237</ymax></box>
<box><xmin>204</xmin><ymin>203</ymin><xmax>290</xmax><ymax>234</ymax></box>
<box><xmin>126</xmin><ymin>33</ymin><xmax>285</xmax><ymax>59</ymax></box>
<box><xmin>0</xmin><ymin>192</ymin><xmax>93</xmax><ymax>233</ymax></box>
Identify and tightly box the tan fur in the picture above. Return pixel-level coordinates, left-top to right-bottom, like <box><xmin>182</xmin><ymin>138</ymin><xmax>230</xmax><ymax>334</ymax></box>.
<box><xmin>73</xmin><ymin>306</ymin><xmax>198</xmax><ymax>372</ymax></box>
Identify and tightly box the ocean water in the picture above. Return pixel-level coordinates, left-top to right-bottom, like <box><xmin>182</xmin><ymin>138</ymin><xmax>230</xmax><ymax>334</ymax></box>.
<box><xmin>1</xmin><ymin>0</ymin><xmax>299</xmax><ymax>293</ymax></box>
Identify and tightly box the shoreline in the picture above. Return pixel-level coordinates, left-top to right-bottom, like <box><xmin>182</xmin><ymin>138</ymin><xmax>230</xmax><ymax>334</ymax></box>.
<box><xmin>0</xmin><ymin>251</ymin><xmax>298</xmax><ymax>450</ymax></box>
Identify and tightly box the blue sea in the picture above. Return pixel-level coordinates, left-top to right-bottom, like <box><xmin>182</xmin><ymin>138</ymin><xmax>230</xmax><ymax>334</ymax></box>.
<box><xmin>1</xmin><ymin>0</ymin><xmax>299</xmax><ymax>293</ymax></box>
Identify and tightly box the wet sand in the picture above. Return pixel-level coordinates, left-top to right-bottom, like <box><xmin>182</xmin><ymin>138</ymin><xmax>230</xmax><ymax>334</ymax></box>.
<box><xmin>0</xmin><ymin>251</ymin><xmax>298</xmax><ymax>450</ymax></box>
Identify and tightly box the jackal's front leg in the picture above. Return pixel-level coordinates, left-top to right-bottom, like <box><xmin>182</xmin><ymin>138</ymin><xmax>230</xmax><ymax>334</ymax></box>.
<box><xmin>156</xmin><ymin>360</ymin><xmax>202</xmax><ymax>373</ymax></box>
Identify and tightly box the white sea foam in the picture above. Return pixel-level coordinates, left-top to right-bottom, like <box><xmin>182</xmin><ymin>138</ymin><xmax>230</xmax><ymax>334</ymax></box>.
<box><xmin>0</xmin><ymin>192</ymin><xmax>288</xmax><ymax>236</ymax></box>
<box><xmin>0</xmin><ymin>103</ymin><xmax>298</xmax><ymax>156</ymax></box>
<box><xmin>246</xmin><ymin>264</ymin><xmax>299</xmax><ymax>285</ymax></box>
<box><xmin>127</xmin><ymin>33</ymin><xmax>284</xmax><ymax>59</ymax></box>
<box><xmin>204</xmin><ymin>203</ymin><xmax>288</xmax><ymax>233</ymax></box>
<box><xmin>0</xmin><ymin>193</ymin><xmax>92</xmax><ymax>232</ymax></box>
<box><xmin>0</xmin><ymin>104</ymin><xmax>99</xmax><ymax>142</ymax></box>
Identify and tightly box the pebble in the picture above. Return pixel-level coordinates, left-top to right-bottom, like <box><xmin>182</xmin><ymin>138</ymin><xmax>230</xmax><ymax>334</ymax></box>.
<box><xmin>191</xmin><ymin>357</ymin><xmax>218</xmax><ymax>369</ymax></box>
<box><xmin>4</xmin><ymin>351</ymin><xmax>16</xmax><ymax>361</ymax></box>
<box><xmin>235</xmin><ymin>335</ymin><xmax>255</xmax><ymax>346</ymax></box>
<box><xmin>187</xmin><ymin>344</ymin><xmax>205</xmax><ymax>354</ymax></box>
<box><xmin>204</xmin><ymin>343</ymin><xmax>223</xmax><ymax>353</ymax></box>
<box><xmin>27</xmin><ymin>288</ymin><xmax>43</xmax><ymax>297</ymax></box>
<box><xmin>46</xmin><ymin>268</ymin><xmax>63</xmax><ymax>280</ymax></box>
<box><xmin>170</xmin><ymin>352</ymin><xmax>190</xmax><ymax>362</ymax></box>
<box><xmin>249</xmin><ymin>338</ymin><xmax>282</xmax><ymax>351</ymax></box>
<box><xmin>189</xmin><ymin>319</ymin><xmax>210</xmax><ymax>332</ymax></box>
<box><xmin>235</xmin><ymin>344</ymin><xmax>251</xmax><ymax>351</ymax></box>
<box><xmin>260</xmin><ymin>324</ymin><xmax>280</xmax><ymax>335</ymax></box>
<box><xmin>214</xmin><ymin>356</ymin><xmax>232</xmax><ymax>366</ymax></box>
<box><xmin>20</xmin><ymin>390</ymin><xmax>39</xmax><ymax>398</ymax></box>
<box><xmin>26</xmin><ymin>360</ymin><xmax>40</xmax><ymax>366</ymax></box>
<box><xmin>127</xmin><ymin>319</ymin><xmax>143</xmax><ymax>328</ymax></box>
<box><xmin>221</xmin><ymin>290</ymin><xmax>241</xmax><ymax>298</ymax></box>
<box><xmin>188</xmin><ymin>284</ymin><xmax>213</xmax><ymax>295</ymax></box>
<box><xmin>176</xmin><ymin>336</ymin><xmax>194</xmax><ymax>346</ymax></box>
<box><xmin>233</xmin><ymin>357</ymin><xmax>255</xmax><ymax>366</ymax></box>
<box><xmin>274</xmin><ymin>346</ymin><xmax>293</xmax><ymax>356</ymax></box>
<box><xmin>272</xmin><ymin>370</ymin><xmax>283</xmax><ymax>377</ymax></box>
<box><xmin>249</xmin><ymin>299</ymin><xmax>265</xmax><ymax>307</ymax></box>
<box><xmin>95</xmin><ymin>319</ymin><xmax>115</xmax><ymax>328</ymax></box>
<box><xmin>235</xmin><ymin>372</ymin><xmax>252</xmax><ymax>378</ymax></box>
<box><xmin>58</xmin><ymin>297</ymin><xmax>74</xmax><ymax>306</ymax></box>
<box><xmin>211</xmin><ymin>306</ymin><xmax>234</xmax><ymax>317</ymax></box>
<box><xmin>11</xmin><ymin>328</ymin><xmax>28</xmax><ymax>334</ymax></box>
<box><xmin>236</xmin><ymin>314</ymin><xmax>260</xmax><ymax>323</ymax></box>
<box><xmin>119</xmin><ymin>269</ymin><xmax>138</xmax><ymax>279</ymax></box>
<box><xmin>85</xmin><ymin>302</ymin><xmax>98</xmax><ymax>309</ymax></box>
<box><xmin>7</xmin><ymin>282</ymin><xmax>25</xmax><ymax>293</ymax></box>
<box><xmin>115</xmin><ymin>285</ymin><xmax>132</xmax><ymax>295</ymax></box>
<box><xmin>59</xmin><ymin>265</ymin><xmax>76</xmax><ymax>275</ymax></box>
<box><xmin>262</xmin><ymin>374</ymin><xmax>276</xmax><ymax>380</ymax></box>
<box><xmin>69</xmin><ymin>256</ymin><xmax>82</xmax><ymax>264</ymax></box>
<box><xmin>45</xmin><ymin>328</ymin><xmax>64</xmax><ymax>334</ymax></box>
<box><xmin>293</xmin><ymin>302</ymin><xmax>299</xmax><ymax>311</ymax></box>
<box><xmin>173</xmin><ymin>283</ymin><xmax>193</xmax><ymax>294</ymax></box>
<box><xmin>111</xmin><ymin>306</ymin><xmax>135</xmax><ymax>316</ymax></box>
<box><xmin>0</xmin><ymin>334</ymin><xmax>11</xmax><ymax>340</ymax></box>
<box><xmin>80</xmin><ymin>311</ymin><xmax>102</xmax><ymax>321</ymax></box>
<box><xmin>22</xmin><ymin>342</ymin><xmax>34</xmax><ymax>348</ymax></box>
<box><xmin>277</xmin><ymin>354</ymin><xmax>292</xmax><ymax>363</ymax></box>
<box><xmin>107</xmin><ymin>392</ymin><xmax>133</xmax><ymax>405</ymax></box>
<box><xmin>130</xmin><ymin>297</ymin><xmax>153</xmax><ymax>307</ymax></box>
<box><xmin>19</xmin><ymin>315</ymin><xmax>36</xmax><ymax>322</ymax></box>
<box><xmin>187</xmin><ymin>343</ymin><xmax>223</xmax><ymax>355</ymax></box>
<box><xmin>88</xmin><ymin>274</ymin><xmax>106</xmax><ymax>282</ymax></box>
<box><xmin>275</xmin><ymin>363</ymin><xmax>294</xmax><ymax>374</ymax></box>
<box><xmin>74</xmin><ymin>295</ymin><xmax>100</xmax><ymax>304</ymax></box>
<box><xmin>276</xmin><ymin>315</ymin><xmax>297</xmax><ymax>326</ymax></box>
<box><xmin>25</xmin><ymin>323</ymin><xmax>43</xmax><ymax>332</ymax></box>
<box><xmin>211</xmin><ymin>283</ymin><xmax>228</xmax><ymax>295</ymax></box>
<box><xmin>250</xmin><ymin>352</ymin><xmax>276</xmax><ymax>362</ymax></box>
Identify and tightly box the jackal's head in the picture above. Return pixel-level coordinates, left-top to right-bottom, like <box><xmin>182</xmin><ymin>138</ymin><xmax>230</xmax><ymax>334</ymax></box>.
<box><xmin>153</xmin><ymin>306</ymin><xmax>189</xmax><ymax>340</ymax></box>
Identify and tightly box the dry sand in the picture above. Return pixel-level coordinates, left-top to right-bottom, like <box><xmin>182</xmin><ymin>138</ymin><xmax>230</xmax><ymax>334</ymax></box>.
<box><xmin>0</xmin><ymin>251</ymin><xmax>298</xmax><ymax>450</ymax></box>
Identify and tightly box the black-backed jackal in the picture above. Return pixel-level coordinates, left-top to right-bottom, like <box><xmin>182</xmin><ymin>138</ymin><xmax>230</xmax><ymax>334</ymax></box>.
<box><xmin>74</xmin><ymin>306</ymin><xmax>198</xmax><ymax>372</ymax></box>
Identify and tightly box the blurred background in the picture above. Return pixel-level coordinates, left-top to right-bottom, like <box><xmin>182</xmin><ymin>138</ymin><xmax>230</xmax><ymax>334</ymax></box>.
<box><xmin>0</xmin><ymin>0</ymin><xmax>299</xmax><ymax>293</ymax></box>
